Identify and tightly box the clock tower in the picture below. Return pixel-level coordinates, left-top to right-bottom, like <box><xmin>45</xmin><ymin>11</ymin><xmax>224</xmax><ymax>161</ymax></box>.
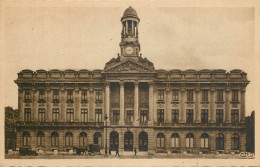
<box><xmin>120</xmin><ymin>6</ymin><xmax>140</xmax><ymax>58</ymax></box>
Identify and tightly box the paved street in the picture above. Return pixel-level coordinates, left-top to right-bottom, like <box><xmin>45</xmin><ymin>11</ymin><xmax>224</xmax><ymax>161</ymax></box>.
<box><xmin>5</xmin><ymin>153</ymin><xmax>242</xmax><ymax>159</ymax></box>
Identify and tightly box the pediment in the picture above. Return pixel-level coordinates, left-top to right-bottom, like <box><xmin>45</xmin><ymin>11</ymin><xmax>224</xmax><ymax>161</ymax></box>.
<box><xmin>104</xmin><ymin>59</ymin><xmax>155</xmax><ymax>73</ymax></box>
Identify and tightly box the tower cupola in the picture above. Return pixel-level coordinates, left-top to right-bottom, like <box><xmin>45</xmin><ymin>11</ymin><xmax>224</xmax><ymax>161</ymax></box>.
<box><xmin>120</xmin><ymin>6</ymin><xmax>140</xmax><ymax>58</ymax></box>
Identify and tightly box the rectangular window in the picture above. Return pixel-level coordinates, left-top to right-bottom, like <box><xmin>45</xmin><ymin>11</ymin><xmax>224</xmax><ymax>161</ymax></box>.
<box><xmin>67</xmin><ymin>90</ymin><xmax>73</xmax><ymax>102</ymax></box>
<box><xmin>172</xmin><ymin>109</ymin><xmax>179</xmax><ymax>123</ymax></box>
<box><xmin>201</xmin><ymin>109</ymin><xmax>208</xmax><ymax>124</ymax></box>
<box><xmin>66</xmin><ymin>109</ymin><xmax>74</xmax><ymax>122</ymax></box>
<box><xmin>172</xmin><ymin>90</ymin><xmax>179</xmax><ymax>101</ymax></box>
<box><xmin>95</xmin><ymin>109</ymin><xmax>102</xmax><ymax>122</ymax></box>
<box><xmin>81</xmin><ymin>109</ymin><xmax>88</xmax><ymax>122</ymax></box>
<box><xmin>201</xmin><ymin>90</ymin><xmax>209</xmax><ymax>102</ymax></box>
<box><xmin>186</xmin><ymin>109</ymin><xmax>193</xmax><ymax>123</ymax></box>
<box><xmin>216</xmin><ymin>109</ymin><xmax>223</xmax><ymax>124</ymax></box>
<box><xmin>81</xmin><ymin>90</ymin><xmax>88</xmax><ymax>102</ymax></box>
<box><xmin>232</xmin><ymin>90</ymin><xmax>239</xmax><ymax>102</ymax></box>
<box><xmin>112</xmin><ymin>110</ymin><xmax>120</xmax><ymax>122</ymax></box>
<box><xmin>231</xmin><ymin>109</ymin><xmax>239</xmax><ymax>125</ymax></box>
<box><xmin>157</xmin><ymin>109</ymin><xmax>164</xmax><ymax>123</ymax></box>
<box><xmin>38</xmin><ymin>108</ymin><xmax>45</xmax><ymax>122</ymax></box>
<box><xmin>52</xmin><ymin>108</ymin><xmax>59</xmax><ymax>122</ymax></box>
<box><xmin>95</xmin><ymin>90</ymin><xmax>102</xmax><ymax>101</ymax></box>
<box><xmin>39</xmin><ymin>90</ymin><xmax>45</xmax><ymax>102</ymax></box>
<box><xmin>53</xmin><ymin>89</ymin><xmax>60</xmax><ymax>102</ymax></box>
<box><xmin>24</xmin><ymin>108</ymin><xmax>31</xmax><ymax>122</ymax></box>
<box><xmin>24</xmin><ymin>90</ymin><xmax>31</xmax><ymax>102</ymax></box>
<box><xmin>187</xmin><ymin>90</ymin><xmax>193</xmax><ymax>102</ymax></box>
<box><xmin>158</xmin><ymin>90</ymin><xmax>164</xmax><ymax>101</ymax></box>
<box><xmin>126</xmin><ymin>110</ymin><xmax>134</xmax><ymax>123</ymax></box>
<box><xmin>140</xmin><ymin>110</ymin><xmax>148</xmax><ymax>123</ymax></box>
<box><xmin>216</xmin><ymin>90</ymin><xmax>224</xmax><ymax>102</ymax></box>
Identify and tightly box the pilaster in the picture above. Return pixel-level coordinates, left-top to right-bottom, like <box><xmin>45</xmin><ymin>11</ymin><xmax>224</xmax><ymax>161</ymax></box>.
<box><xmin>32</xmin><ymin>87</ymin><xmax>37</xmax><ymax>122</ymax></box>
<box><xmin>47</xmin><ymin>87</ymin><xmax>52</xmax><ymax>122</ymax></box>
<box><xmin>75</xmin><ymin>88</ymin><xmax>80</xmax><ymax>122</ymax></box>
<box><xmin>195</xmin><ymin>87</ymin><xmax>200</xmax><ymax>123</ymax></box>
<box><xmin>18</xmin><ymin>88</ymin><xmax>24</xmax><ymax>121</ymax></box>
<box><xmin>89</xmin><ymin>88</ymin><xmax>94</xmax><ymax>121</ymax></box>
<box><xmin>225</xmin><ymin>87</ymin><xmax>231</xmax><ymax>123</ymax></box>
<box><xmin>180</xmin><ymin>88</ymin><xmax>186</xmax><ymax>123</ymax></box>
<box><xmin>209</xmin><ymin>87</ymin><xmax>216</xmax><ymax>123</ymax></box>
<box><xmin>60</xmin><ymin>89</ymin><xmax>65</xmax><ymax>122</ymax></box>
<box><xmin>240</xmin><ymin>88</ymin><xmax>246</xmax><ymax>123</ymax></box>
<box><xmin>166</xmin><ymin>87</ymin><xmax>171</xmax><ymax>123</ymax></box>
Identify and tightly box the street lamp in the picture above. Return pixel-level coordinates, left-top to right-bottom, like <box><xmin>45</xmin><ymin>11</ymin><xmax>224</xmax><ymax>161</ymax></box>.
<box><xmin>104</xmin><ymin>114</ymin><xmax>108</xmax><ymax>156</ymax></box>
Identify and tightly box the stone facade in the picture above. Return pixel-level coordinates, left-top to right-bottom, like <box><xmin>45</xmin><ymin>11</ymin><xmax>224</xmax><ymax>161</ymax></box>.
<box><xmin>14</xmin><ymin>6</ymin><xmax>249</xmax><ymax>155</ymax></box>
<box><xmin>5</xmin><ymin>107</ymin><xmax>18</xmax><ymax>153</ymax></box>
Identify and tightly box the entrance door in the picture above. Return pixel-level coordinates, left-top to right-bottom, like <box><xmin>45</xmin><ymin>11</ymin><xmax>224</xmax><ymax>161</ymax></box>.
<box><xmin>139</xmin><ymin>131</ymin><xmax>148</xmax><ymax>151</ymax></box>
<box><xmin>110</xmin><ymin>131</ymin><xmax>119</xmax><ymax>151</ymax></box>
<box><xmin>124</xmin><ymin>131</ymin><xmax>133</xmax><ymax>151</ymax></box>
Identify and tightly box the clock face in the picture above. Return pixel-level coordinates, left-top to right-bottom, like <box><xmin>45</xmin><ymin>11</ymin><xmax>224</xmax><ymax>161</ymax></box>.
<box><xmin>125</xmin><ymin>46</ymin><xmax>134</xmax><ymax>55</ymax></box>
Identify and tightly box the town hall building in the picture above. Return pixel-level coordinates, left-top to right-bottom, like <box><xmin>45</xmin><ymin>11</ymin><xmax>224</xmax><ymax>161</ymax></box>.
<box><xmin>15</xmin><ymin>6</ymin><xmax>249</xmax><ymax>155</ymax></box>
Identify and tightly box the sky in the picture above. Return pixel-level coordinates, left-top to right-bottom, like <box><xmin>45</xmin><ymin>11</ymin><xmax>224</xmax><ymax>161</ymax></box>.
<box><xmin>0</xmin><ymin>1</ymin><xmax>256</xmax><ymax>116</ymax></box>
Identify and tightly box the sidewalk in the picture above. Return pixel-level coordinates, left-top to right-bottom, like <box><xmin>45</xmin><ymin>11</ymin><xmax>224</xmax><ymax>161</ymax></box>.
<box><xmin>5</xmin><ymin>153</ymin><xmax>241</xmax><ymax>159</ymax></box>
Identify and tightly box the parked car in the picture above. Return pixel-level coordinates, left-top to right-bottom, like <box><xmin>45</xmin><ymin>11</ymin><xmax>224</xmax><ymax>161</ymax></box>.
<box><xmin>19</xmin><ymin>147</ymin><xmax>38</xmax><ymax>156</ymax></box>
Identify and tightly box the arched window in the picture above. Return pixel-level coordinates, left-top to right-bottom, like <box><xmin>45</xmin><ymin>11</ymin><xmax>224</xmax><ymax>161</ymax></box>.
<box><xmin>79</xmin><ymin>132</ymin><xmax>87</xmax><ymax>147</ymax></box>
<box><xmin>124</xmin><ymin>131</ymin><xmax>133</xmax><ymax>151</ymax></box>
<box><xmin>186</xmin><ymin>133</ymin><xmax>194</xmax><ymax>148</ymax></box>
<box><xmin>94</xmin><ymin>132</ymin><xmax>102</xmax><ymax>147</ymax></box>
<box><xmin>231</xmin><ymin>133</ymin><xmax>240</xmax><ymax>150</ymax></box>
<box><xmin>201</xmin><ymin>133</ymin><xmax>209</xmax><ymax>148</ymax></box>
<box><xmin>65</xmin><ymin>132</ymin><xmax>73</xmax><ymax>147</ymax></box>
<box><xmin>37</xmin><ymin>131</ymin><xmax>44</xmax><ymax>146</ymax></box>
<box><xmin>139</xmin><ymin>131</ymin><xmax>148</xmax><ymax>151</ymax></box>
<box><xmin>110</xmin><ymin>131</ymin><xmax>119</xmax><ymax>151</ymax></box>
<box><xmin>22</xmin><ymin>131</ymin><xmax>30</xmax><ymax>146</ymax></box>
<box><xmin>156</xmin><ymin>133</ymin><xmax>165</xmax><ymax>148</ymax></box>
<box><xmin>171</xmin><ymin>133</ymin><xmax>179</xmax><ymax>148</ymax></box>
<box><xmin>216</xmin><ymin>133</ymin><xmax>224</xmax><ymax>150</ymax></box>
<box><xmin>51</xmin><ymin>132</ymin><xmax>59</xmax><ymax>147</ymax></box>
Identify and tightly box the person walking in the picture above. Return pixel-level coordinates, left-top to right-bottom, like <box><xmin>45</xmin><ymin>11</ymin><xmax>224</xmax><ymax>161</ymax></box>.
<box><xmin>109</xmin><ymin>147</ymin><xmax>111</xmax><ymax>156</ymax></box>
<box><xmin>134</xmin><ymin>147</ymin><xmax>137</xmax><ymax>157</ymax></box>
<box><xmin>116</xmin><ymin>147</ymin><xmax>120</xmax><ymax>157</ymax></box>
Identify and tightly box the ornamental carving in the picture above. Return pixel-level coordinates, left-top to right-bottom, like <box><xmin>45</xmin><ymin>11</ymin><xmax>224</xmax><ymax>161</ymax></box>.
<box><xmin>108</xmin><ymin>61</ymin><xmax>151</xmax><ymax>73</ymax></box>
<box><xmin>216</xmin><ymin>103</ymin><xmax>224</xmax><ymax>108</ymax></box>
<box><xmin>172</xmin><ymin>103</ymin><xmax>178</xmax><ymax>108</ymax></box>
<box><xmin>232</xmin><ymin>103</ymin><xmax>238</xmax><ymax>108</ymax></box>
<box><xmin>201</xmin><ymin>103</ymin><xmax>208</xmax><ymax>108</ymax></box>
<box><xmin>187</xmin><ymin>103</ymin><xmax>193</xmax><ymax>107</ymax></box>
<box><xmin>157</xmin><ymin>104</ymin><xmax>164</xmax><ymax>108</ymax></box>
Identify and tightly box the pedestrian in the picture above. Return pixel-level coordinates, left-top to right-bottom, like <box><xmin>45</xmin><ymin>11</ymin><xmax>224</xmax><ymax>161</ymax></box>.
<box><xmin>116</xmin><ymin>147</ymin><xmax>120</xmax><ymax>157</ymax></box>
<box><xmin>134</xmin><ymin>147</ymin><xmax>137</xmax><ymax>157</ymax></box>
<box><xmin>109</xmin><ymin>147</ymin><xmax>111</xmax><ymax>155</ymax></box>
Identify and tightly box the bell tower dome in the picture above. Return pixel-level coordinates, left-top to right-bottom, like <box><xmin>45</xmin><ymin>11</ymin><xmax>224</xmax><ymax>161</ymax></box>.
<box><xmin>120</xmin><ymin>6</ymin><xmax>140</xmax><ymax>58</ymax></box>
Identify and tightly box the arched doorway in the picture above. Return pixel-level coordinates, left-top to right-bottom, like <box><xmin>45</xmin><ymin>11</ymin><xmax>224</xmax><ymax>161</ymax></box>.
<box><xmin>110</xmin><ymin>131</ymin><xmax>119</xmax><ymax>151</ymax></box>
<box><xmin>139</xmin><ymin>131</ymin><xmax>148</xmax><ymax>151</ymax></box>
<box><xmin>124</xmin><ymin>131</ymin><xmax>133</xmax><ymax>151</ymax></box>
<box><xmin>94</xmin><ymin>132</ymin><xmax>102</xmax><ymax>147</ymax></box>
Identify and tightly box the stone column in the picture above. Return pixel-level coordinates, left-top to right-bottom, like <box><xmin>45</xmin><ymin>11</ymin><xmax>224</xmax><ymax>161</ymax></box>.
<box><xmin>195</xmin><ymin>88</ymin><xmax>200</xmax><ymax>123</ymax></box>
<box><xmin>47</xmin><ymin>88</ymin><xmax>52</xmax><ymax>122</ymax></box>
<box><xmin>225</xmin><ymin>87</ymin><xmax>231</xmax><ymax>123</ymax></box>
<box><xmin>89</xmin><ymin>88</ymin><xmax>94</xmax><ymax>122</ymax></box>
<box><xmin>75</xmin><ymin>88</ymin><xmax>80</xmax><ymax>122</ymax></box>
<box><xmin>134</xmin><ymin>81</ymin><xmax>139</xmax><ymax>125</ymax></box>
<box><xmin>180</xmin><ymin>88</ymin><xmax>186</xmax><ymax>123</ymax></box>
<box><xmin>148</xmin><ymin>82</ymin><xmax>154</xmax><ymax>125</ymax></box>
<box><xmin>166</xmin><ymin>87</ymin><xmax>171</xmax><ymax>123</ymax></box>
<box><xmin>119</xmin><ymin>81</ymin><xmax>125</xmax><ymax>125</ymax></box>
<box><xmin>18</xmin><ymin>88</ymin><xmax>24</xmax><ymax>121</ymax></box>
<box><xmin>105</xmin><ymin>82</ymin><xmax>110</xmax><ymax>122</ymax></box>
<box><xmin>60</xmin><ymin>89</ymin><xmax>65</xmax><ymax>122</ymax></box>
<box><xmin>209</xmin><ymin>88</ymin><xmax>216</xmax><ymax>123</ymax></box>
<box><xmin>240</xmin><ymin>88</ymin><xmax>246</xmax><ymax>123</ymax></box>
<box><xmin>32</xmin><ymin>88</ymin><xmax>37</xmax><ymax>122</ymax></box>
